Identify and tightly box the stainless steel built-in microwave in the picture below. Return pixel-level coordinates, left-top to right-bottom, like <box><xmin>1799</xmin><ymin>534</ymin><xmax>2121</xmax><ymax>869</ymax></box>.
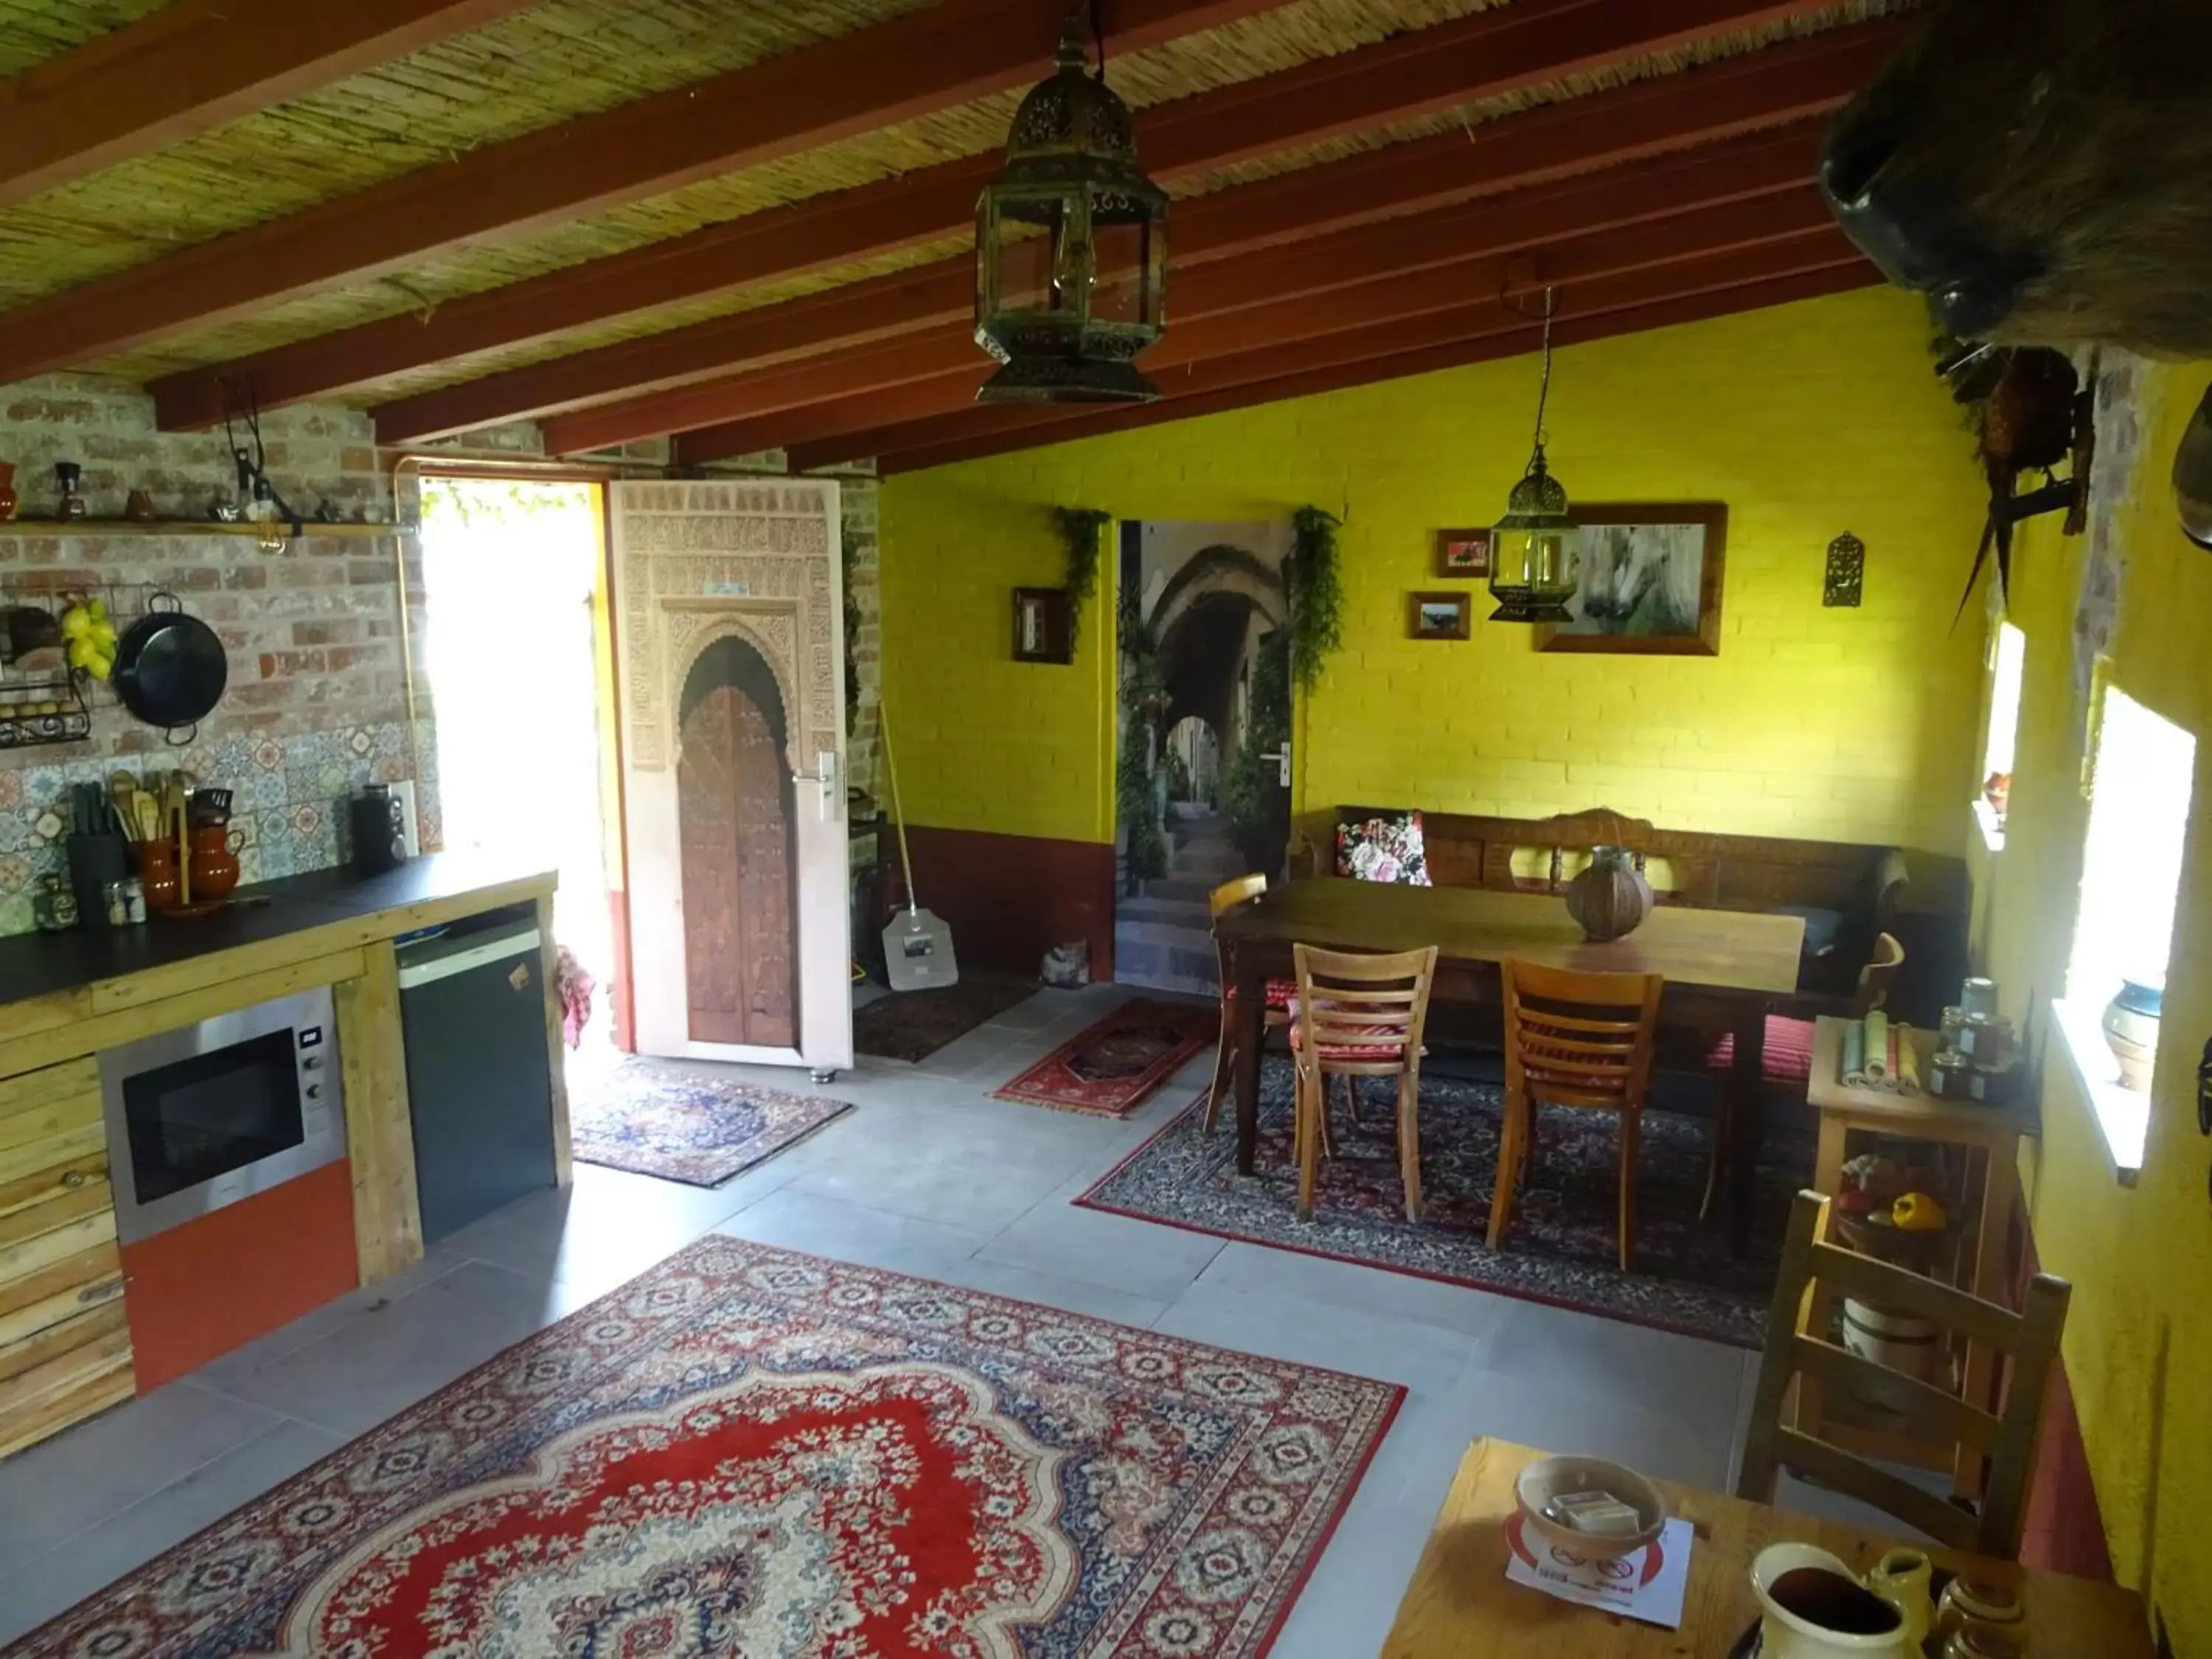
<box><xmin>97</xmin><ymin>987</ymin><xmax>346</xmax><ymax>1245</ymax></box>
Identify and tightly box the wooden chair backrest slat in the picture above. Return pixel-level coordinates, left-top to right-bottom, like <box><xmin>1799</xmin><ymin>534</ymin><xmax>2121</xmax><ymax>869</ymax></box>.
<box><xmin>1208</xmin><ymin>874</ymin><xmax>1269</xmax><ymax>920</ymax></box>
<box><xmin>1854</xmin><ymin>931</ymin><xmax>1906</xmax><ymax>1015</ymax></box>
<box><xmin>1292</xmin><ymin>943</ymin><xmax>1439</xmax><ymax>1076</ymax></box>
<box><xmin>1739</xmin><ymin>1191</ymin><xmax>2073</xmax><ymax>1559</ymax></box>
<box><xmin>1502</xmin><ymin>959</ymin><xmax>1663</xmax><ymax>1110</ymax></box>
<box><xmin>1209</xmin><ymin>874</ymin><xmax>1268</xmax><ymax>998</ymax></box>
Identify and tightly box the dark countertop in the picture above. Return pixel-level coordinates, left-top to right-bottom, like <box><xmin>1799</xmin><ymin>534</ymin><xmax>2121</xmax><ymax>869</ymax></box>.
<box><xmin>0</xmin><ymin>852</ymin><xmax>554</xmax><ymax>1011</ymax></box>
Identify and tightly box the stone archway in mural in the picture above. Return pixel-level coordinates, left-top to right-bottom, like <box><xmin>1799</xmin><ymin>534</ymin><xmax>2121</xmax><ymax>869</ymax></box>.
<box><xmin>1116</xmin><ymin>521</ymin><xmax>1293</xmax><ymax>996</ymax></box>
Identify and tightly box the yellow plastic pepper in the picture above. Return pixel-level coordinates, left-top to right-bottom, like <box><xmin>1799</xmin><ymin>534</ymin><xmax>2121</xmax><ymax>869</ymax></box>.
<box><xmin>1892</xmin><ymin>1192</ymin><xmax>1947</xmax><ymax>1233</ymax></box>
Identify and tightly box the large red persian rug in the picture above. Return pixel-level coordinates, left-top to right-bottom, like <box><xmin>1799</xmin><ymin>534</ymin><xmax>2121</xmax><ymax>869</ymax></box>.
<box><xmin>993</xmin><ymin>998</ymin><xmax>1216</xmax><ymax>1118</ymax></box>
<box><xmin>21</xmin><ymin>1237</ymin><xmax>1400</xmax><ymax>1658</ymax></box>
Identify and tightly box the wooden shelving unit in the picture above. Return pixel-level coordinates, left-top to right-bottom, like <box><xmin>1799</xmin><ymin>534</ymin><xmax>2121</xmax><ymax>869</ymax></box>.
<box><xmin>1</xmin><ymin>518</ymin><xmax>405</xmax><ymax>539</ymax></box>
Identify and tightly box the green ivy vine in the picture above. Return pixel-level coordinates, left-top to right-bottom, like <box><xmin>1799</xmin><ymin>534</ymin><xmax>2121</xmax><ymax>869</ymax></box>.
<box><xmin>1286</xmin><ymin>505</ymin><xmax>1345</xmax><ymax>692</ymax></box>
<box><xmin>1051</xmin><ymin>506</ymin><xmax>1110</xmax><ymax>658</ymax></box>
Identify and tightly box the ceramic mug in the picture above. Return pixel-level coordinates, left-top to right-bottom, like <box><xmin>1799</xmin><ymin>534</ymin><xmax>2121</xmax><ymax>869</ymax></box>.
<box><xmin>1750</xmin><ymin>1543</ymin><xmax>1915</xmax><ymax>1659</ymax></box>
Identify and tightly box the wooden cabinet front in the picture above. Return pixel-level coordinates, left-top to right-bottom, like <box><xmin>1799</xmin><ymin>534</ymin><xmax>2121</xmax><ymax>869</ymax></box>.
<box><xmin>0</xmin><ymin>1055</ymin><xmax>132</xmax><ymax>1458</ymax></box>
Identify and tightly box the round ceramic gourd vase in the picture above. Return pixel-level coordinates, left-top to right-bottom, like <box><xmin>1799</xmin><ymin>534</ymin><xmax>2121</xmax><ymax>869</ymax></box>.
<box><xmin>1565</xmin><ymin>844</ymin><xmax>1654</xmax><ymax>942</ymax></box>
<box><xmin>2102</xmin><ymin>978</ymin><xmax>2163</xmax><ymax>1091</ymax></box>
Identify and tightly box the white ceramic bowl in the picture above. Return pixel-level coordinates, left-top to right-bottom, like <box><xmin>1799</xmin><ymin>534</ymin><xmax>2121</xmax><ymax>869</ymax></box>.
<box><xmin>1513</xmin><ymin>1454</ymin><xmax>1668</xmax><ymax>1561</ymax></box>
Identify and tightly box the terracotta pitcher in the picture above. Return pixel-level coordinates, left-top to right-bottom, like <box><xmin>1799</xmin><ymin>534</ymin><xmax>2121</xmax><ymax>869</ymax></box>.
<box><xmin>129</xmin><ymin>838</ymin><xmax>181</xmax><ymax>914</ymax></box>
<box><xmin>188</xmin><ymin>824</ymin><xmax>245</xmax><ymax>900</ymax></box>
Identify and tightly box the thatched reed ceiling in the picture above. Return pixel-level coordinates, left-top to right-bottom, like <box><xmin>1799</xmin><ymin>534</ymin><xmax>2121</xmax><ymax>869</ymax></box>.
<box><xmin>0</xmin><ymin>0</ymin><xmax>1909</xmax><ymax>430</ymax></box>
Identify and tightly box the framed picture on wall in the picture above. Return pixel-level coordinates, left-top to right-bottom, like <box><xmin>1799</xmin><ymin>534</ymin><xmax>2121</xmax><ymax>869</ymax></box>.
<box><xmin>1434</xmin><ymin>528</ymin><xmax>1494</xmax><ymax>577</ymax></box>
<box><xmin>1408</xmin><ymin>591</ymin><xmax>1472</xmax><ymax>641</ymax></box>
<box><xmin>1536</xmin><ymin>502</ymin><xmax>1728</xmax><ymax>657</ymax></box>
<box><xmin>1012</xmin><ymin>587</ymin><xmax>1072</xmax><ymax>664</ymax></box>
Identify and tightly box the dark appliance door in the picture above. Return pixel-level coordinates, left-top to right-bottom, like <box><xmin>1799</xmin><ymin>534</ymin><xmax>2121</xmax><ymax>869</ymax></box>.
<box><xmin>397</xmin><ymin>913</ymin><xmax>558</xmax><ymax>1244</ymax></box>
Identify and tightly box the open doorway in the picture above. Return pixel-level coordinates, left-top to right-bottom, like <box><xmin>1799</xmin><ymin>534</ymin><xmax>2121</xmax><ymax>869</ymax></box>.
<box><xmin>1115</xmin><ymin>520</ymin><xmax>1293</xmax><ymax>995</ymax></box>
<box><xmin>418</xmin><ymin>476</ymin><xmax>622</xmax><ymax>1068</ymax></box>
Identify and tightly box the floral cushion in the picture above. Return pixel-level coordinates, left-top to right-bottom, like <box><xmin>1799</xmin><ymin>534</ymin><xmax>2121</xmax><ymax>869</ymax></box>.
<box><xmin>1335</xmin><ymin>812</ymin><xmax>1433</xmax><ymax>886</ymax></box>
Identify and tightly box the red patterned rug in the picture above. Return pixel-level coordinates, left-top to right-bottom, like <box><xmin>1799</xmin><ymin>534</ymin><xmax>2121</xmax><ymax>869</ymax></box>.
<box><xmin>992</xmin><ymin>998</ymin><xmax>1216</xmax><ymax>1117</ymax></box>
<box><xmin>21</xmin><ymin>1237</ymin><xmax>1400</xmax><ymax>1658</ymax></box>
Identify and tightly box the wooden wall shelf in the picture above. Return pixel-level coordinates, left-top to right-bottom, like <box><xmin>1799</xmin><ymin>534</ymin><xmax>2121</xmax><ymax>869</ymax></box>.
<box><xmin>0</xmin><ymin>518</ymin><xmax>405</xmax><ymax>539</ymax></box>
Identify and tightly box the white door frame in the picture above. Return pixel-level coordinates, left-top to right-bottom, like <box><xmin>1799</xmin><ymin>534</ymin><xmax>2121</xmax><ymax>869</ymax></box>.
<box><xmin>609</xmin><ymin>479</ymin><xmax>853</xmax><ymax>1074</ymax></box>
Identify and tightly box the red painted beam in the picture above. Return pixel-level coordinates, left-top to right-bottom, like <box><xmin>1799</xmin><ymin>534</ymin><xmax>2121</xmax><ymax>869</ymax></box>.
<box><xmin>538</xmin><ymin>125</ymin><xmax>1823</xmax><ymax>455</ymax></box>
<box><xmin>869</xmin><ymin>263</ymin><xmax>1882</xmax><ymax>474</ymax></box>
<box><xmin>0</xmin><ymin>0</ymin><xmax>543</xmax><ymax>209</ymax></box>
<box><xmin>669</xmin><ymin>193</ymin><xmax>1848</xmax><ymax>466</ymax></box>
<box><xmin>161</xmin><ymin>7</ymin><xmax>1905</xmax><ymax>434</ymax></box>
<box><xmin>0</xmin><ymin>0</ymin><xmax>1285</xmax><ymax>383</ymax></box>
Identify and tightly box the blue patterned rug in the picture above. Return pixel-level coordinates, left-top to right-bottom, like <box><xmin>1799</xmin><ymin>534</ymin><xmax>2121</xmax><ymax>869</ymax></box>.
<box><xmin>1076</xmin><ymin>1054</ymin><xmax>1812</xmax><ymax>1347</ymax></box>
<box><xmin>571</xmin><ymin>1060</ymin><xmax>852</xmax><ymax>1186</ymax></box>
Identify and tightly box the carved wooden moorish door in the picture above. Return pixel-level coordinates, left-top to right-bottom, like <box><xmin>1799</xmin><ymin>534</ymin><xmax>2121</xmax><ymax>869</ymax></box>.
<box><xmin>609</xmin><ymin>479</ymin><xmax>851</xmax><ymax>1074</ymax></box>
<box><xmin>675</xmin><ymin>650</ymin><xmax>796</xmax><ymax>1047</ymax></box>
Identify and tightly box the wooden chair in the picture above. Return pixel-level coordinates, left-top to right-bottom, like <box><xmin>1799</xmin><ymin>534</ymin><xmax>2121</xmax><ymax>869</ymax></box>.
<box><xmin>1290</xmin><ymin>943</ymin><xmax>1438</xmax><ymax>1223</ymax></box>
<box><xmin>1202</xmin><ymin>874</ymin><xmax>1294</xmax><ymax>1133</ymax></box>
<box><xmin>1489</xmin><ymin>961</ymin><xmax>1663</xmax><ymax>1273</ymax></box>
<box><xmin>1700</xmin><ymin>931</ymin><xmax>1906</xmax><ymax>1218</ymax></box>
<box><xmin>1738</xmin><ymin>1189</ymin><xmax>2072</xmax><ymax>1559</ymax></box>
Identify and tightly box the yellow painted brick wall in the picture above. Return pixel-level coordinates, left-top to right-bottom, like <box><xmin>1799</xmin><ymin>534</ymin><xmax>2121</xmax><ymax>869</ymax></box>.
<box><xmin>1976</xmin><ymin>360</ymin><xmax>2212</xmax><ymax>1652</ymax></box>
<box><xmin>881</xmin><ymin>286</ymin><xmax>1988</xmax><ymax>852</ymax></box>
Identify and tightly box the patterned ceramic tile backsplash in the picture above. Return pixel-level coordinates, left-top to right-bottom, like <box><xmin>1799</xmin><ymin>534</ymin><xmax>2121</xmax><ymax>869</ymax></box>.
<box><xmin>0</xmin><ymin>721</ymin><xmax>442</xmax><ymax>936</ymax></box>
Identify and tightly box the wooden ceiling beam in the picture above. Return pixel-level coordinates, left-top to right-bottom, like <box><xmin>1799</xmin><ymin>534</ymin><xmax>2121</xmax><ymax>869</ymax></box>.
<box><xmin>672</xmin><ymin>195</ymin><xmax>1850</xmax><ymax>466</ymax></box>
<box><xmin>0</xmin><ymin>0</ymin><xmax>1284</xmax><ymax>383</ymax></box>
<box><xmin>0</xmin><ymin>0</ymin><xmax>543</xmax><ymax>209</ymax></box>
<box><xmin>161</xmin><ymin>7</ymin><xmax>1906</xmax><ymax>434</ymax></box>
<box><xmin>864</xmin><ymin>262</ymin><xmax>1880</xmax><ymax>474</ymax></box>
<box><xmin>793</xmin><ymin>220</ymin><xmax>1863</xmax><ymax>469</ymax></box>
<box><xmin>540</xmin><ymin>126</ymin><xmax>1823</xmax><ymax>455</ymax></box>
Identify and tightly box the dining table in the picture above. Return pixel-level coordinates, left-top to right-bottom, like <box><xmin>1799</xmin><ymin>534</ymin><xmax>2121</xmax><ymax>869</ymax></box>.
<box><xmin>1382</xmin><ymin>1438</ymin><xmax>2152</xmax><ymax>1656</ymax></box>
<box><xmin>1214</xmin><ymin>879</ymin><xmax>1806</xmax><ymax>1253</ymax></box>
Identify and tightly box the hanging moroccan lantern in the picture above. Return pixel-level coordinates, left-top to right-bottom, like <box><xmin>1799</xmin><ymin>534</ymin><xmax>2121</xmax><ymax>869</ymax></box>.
<box><xmin>1489</xmin><ymin>289</ymin><xmax>1581</xmax><ymax>624</ymax></box>
<box><xmin>973</xmin><ymin>12</ymin><xmax>1168</xmax><ymax>404</ymax></box>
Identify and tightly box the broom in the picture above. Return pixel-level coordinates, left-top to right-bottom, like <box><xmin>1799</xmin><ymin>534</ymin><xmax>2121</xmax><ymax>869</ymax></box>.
<box><xmin>877</xmin><ymin>701</ymin><xmax>960</xmax><ymax>991</ymax></box>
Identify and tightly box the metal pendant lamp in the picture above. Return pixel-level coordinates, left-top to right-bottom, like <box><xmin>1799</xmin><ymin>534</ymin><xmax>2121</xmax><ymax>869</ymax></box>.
<box><xmin>972</xmin><ymin>3</ymin><xmax>1169</xmax><ymax>404</ymax></box>
<box><xmin>1489</xmin><ymin>288</ymin><xmax>1581</xmax><ymax>624</ymax></box>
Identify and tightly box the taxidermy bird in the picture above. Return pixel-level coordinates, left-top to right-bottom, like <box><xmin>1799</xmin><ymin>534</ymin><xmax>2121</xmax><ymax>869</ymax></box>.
<box><xmin>1947</xmin><ymin>346</ymin><xmax>2090</xmax><ymax>621</ymax></box>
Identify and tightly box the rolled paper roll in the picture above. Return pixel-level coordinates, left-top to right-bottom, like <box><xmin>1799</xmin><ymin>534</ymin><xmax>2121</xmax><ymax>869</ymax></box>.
<box><xmin>1863</xmin><ymin>1009</ymin><xmax>1891</xmax><ymax>1082</ymax></box>
<box><xmin>1896</xmin><ymin>1026</ymin><xmax>1923</xmax><ymax>1096</ymax></box>
<box><xmin>1841</xmin><ymin>1018</ymin><xmax>1866</xmax><ymax>1086</ymax></box>
<box><xmin>1883</xmin><ymin>1024</ymin><xmax>1902</xmax><ymax>1091</ymax></box>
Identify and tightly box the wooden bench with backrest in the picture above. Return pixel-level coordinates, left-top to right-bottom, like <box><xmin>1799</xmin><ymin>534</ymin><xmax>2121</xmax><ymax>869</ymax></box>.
<box><xmin>1298</xmin><ymin>804</ymin><xmax>1964</xmax><ymax>1016</ymax></box>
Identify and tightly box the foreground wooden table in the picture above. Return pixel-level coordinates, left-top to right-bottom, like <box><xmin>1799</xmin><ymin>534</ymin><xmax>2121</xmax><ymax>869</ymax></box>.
<box><xmin>1382</xmin><ymin>1439</ymin><xmax>2149</xmax><ymax>1657</ymax></box>
<box><xmin>1217</xmin><ymin>880</ymin><xmax>1804</xmax><ymax>1250</ymax></box>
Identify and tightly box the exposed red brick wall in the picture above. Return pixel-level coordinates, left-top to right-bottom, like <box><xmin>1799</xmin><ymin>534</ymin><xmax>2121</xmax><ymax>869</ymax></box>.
<box><xmin>0</xmin><ymin>374</ymin><xmax>435</xmax><ymax>931</ymax></box>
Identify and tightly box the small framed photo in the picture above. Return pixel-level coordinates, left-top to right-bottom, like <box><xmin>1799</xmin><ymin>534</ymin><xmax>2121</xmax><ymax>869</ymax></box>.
<box><xmin>1012</xmin><ymin>587</ymin><xmax>1072</xmax><ymax>664</ymax></box>
<box><xmin>1434</xmin><ymin>528</ymin><xmax>1493</xmax><ymax>577</ymax></box>
<box><xmin>1408</xmin><ymin>591</ymin><xmax>1472</xmax><ymax>641</ymax></box>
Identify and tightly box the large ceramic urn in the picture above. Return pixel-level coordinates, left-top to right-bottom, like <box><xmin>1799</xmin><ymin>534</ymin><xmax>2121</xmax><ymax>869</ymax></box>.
<box><xmin>1565</xmin><ymin>844</ymin><xmax>1654</xmax><ymax>942</ymax></box>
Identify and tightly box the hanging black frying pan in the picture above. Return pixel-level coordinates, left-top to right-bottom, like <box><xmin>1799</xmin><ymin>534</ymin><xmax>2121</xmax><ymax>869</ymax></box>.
<box><xmin>114</xmin><ymin>592</ymin><xmax>227</xmax><ymax>745</ymax></box>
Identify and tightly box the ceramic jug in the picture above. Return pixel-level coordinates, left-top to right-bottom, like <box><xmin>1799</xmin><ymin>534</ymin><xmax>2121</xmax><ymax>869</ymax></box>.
<box><xmin>1750</xmin><ymin>1543</ymin><xmax>1916</xmax><ymax>1659</ymax></box>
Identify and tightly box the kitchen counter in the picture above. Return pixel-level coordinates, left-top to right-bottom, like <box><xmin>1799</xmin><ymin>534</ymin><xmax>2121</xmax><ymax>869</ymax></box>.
<box><xmin>0</xmin><ymin>853</ymin><xmax>550</xmax><ymax>1009</ymax></box>
<box><xmin>0</xmin><ymin>855</ymin><xmax>568</xmax><ymax>1461</ymax></box>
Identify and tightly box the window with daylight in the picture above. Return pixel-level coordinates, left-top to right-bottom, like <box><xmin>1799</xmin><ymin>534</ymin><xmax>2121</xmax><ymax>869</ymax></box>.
<box><xmin>2054</xmin><ymin>681</ymin><xmax>2197</xmax><ymax>1180</ymax></box>
<box><xmin>1975</xmin><ymin>622</ymin><xmax>2026</xmax><ymax>851</ymax></box>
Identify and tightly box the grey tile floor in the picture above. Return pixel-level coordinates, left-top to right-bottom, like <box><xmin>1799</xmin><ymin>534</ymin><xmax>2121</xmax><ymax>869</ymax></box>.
<box><xmin>0</xmin><ymin>983</ymin><xmax>1781</xmax><ymax>1655</ymax></box>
